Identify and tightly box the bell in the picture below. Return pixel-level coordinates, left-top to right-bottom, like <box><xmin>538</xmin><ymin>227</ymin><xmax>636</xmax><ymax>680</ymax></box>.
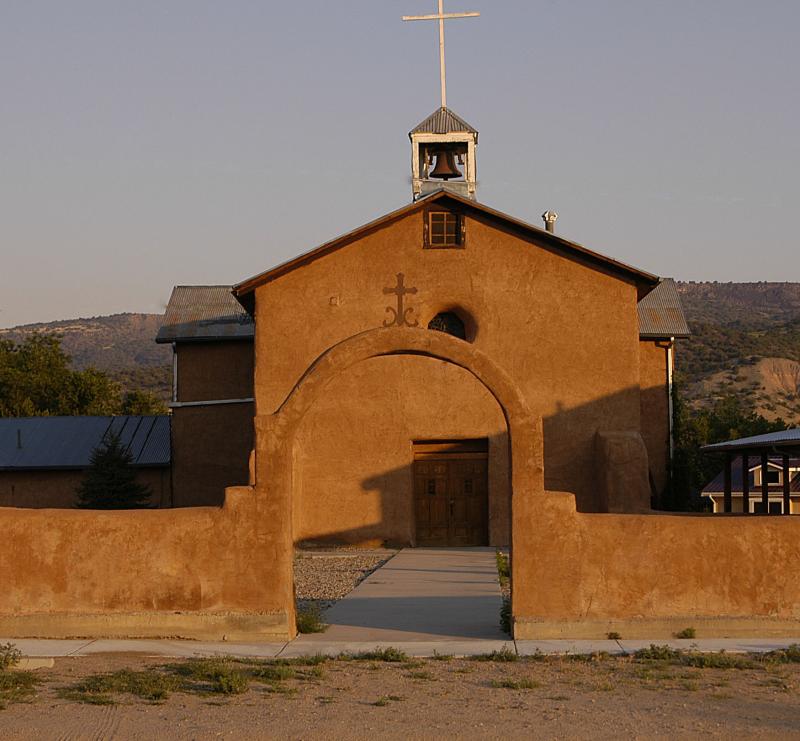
<box><xmin>429</xmin><ymin>150</ymin><xmax>462</xmax><ymax>180</ymax></box>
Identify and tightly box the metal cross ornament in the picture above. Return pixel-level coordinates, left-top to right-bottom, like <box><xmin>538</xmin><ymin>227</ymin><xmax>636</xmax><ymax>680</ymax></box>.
<box><xmin>383</xmin><ymin>273</ymin><xmax>419</xmax><ymax>328</ymax></box>
<box><xmin>403</xmin><ymin>1</ymin><xmax>480</xmax><ymax>109</ymax></box>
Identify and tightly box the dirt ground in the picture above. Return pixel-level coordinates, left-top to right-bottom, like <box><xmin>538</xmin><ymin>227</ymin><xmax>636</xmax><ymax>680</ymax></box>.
<box><xmin>2</xmin><ymin>649</ymin><xmax>800</xmax><ymax>740</ymax></box>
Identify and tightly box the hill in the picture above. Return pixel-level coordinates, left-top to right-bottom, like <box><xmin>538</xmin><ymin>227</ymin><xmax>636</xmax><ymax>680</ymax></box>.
<box><xmin>0</xmin><ymin>314</ymin><xmax>171</xmax><ymax>401</ymax></box>
<box><xmin>3</xmin><ymin>284</ymin><xmax>800</xmax><ymax>420</ymax></box>
<box><xmin>676</xmin><ymin>282</ymin><xmax>800</xmax><ymax>423</ymax></box>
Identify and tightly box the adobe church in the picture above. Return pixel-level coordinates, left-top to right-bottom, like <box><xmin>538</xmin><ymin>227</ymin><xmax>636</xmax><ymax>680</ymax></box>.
<box><xmin>5</xmin><ymin>14</ymin><xmax>800</xmax><ymax>639</ymax></box>
<box><xmin>158</xmin><ymin>105</ymin><xmax>689</xmax><ymax>548</ymax></box>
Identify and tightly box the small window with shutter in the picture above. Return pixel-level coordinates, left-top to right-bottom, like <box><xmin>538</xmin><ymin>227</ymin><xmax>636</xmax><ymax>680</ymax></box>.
<box><xmin>425</xmin><ymin>210</ymin><xmax>464</xmax><ymax>248</ymax></box>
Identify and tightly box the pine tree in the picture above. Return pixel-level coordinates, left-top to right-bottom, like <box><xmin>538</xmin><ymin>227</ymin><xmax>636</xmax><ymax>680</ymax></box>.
<box><xmin>75</xmin><ymin>433</ymin><xmax>152</xmax><ymax>509</ymax></box>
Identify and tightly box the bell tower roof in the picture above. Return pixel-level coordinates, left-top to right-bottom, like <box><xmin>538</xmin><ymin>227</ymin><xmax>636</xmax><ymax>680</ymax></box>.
<box><xmin>409</xmin><ymin>107</ymin><xmax>478</xmax><ymax>202</ymax></box>
<box><xmin>409</xmin><ymin>106</ymin><xmax>478</xmax><ymax>140</ymax></box>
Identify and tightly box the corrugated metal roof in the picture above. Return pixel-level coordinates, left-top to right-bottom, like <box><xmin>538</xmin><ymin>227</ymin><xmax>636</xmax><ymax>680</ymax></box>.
<box><xmin>0</xmin><ymin>416</ymin><xmax>170</xmax><ymax>470</ymax></box>
<box><xmin>156</xmin><ymin>286</ymin><xmax>254</xmax><ymax>343</ymax></box>
<box><xmin>703</xmin><ymin>455</ymin><xmax>800</xmax><ymax>493</ymax></box>
<box><xmin>637</xmin><ymin>278</ymin><xmax>690</xmax><ymax>338</ymax></box>
<box><xmin>702</xmin><ymin>428</ymin><xmax>800</xmax><ymax>453</ymax></box>
<box><xmin>410</xmin><ymin>107</ymin><xmax>478</xmax><ymax>138</ymax></box>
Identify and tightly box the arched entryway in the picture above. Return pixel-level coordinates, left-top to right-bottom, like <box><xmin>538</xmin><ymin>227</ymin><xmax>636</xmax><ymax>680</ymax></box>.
<box><xmin>253</xmin><ymin>327</ymin><xmax>543</xmax><ymax>636</ymax></box>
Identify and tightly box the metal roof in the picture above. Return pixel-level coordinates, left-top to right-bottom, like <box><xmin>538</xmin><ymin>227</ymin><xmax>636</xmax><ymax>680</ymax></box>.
<box><xmin>410</xmin><ymin>107</ymin><xmax>478</xmax><ymax>139</ymax></box>
<box><xmin>637</xmin><ymin>279</ymin><xmax>690</xmax><ymax>339</ymax></box>
<box><xmin>702</xmin><ymin>428</ymin><xmax>800</xmax><ymax>454</ymax></box>
<box><xmin>156</xmin><ymin>286</ymin><xmax>254</xmax><ymax>343</ymax></box>
<box><xmin>0</xmin><ymin>416</ymin><xmax>170</xmax><ymax>470</ymax></box>
<box><xmin>703</xmin><ymin>455</ymin><xmax>800</xmax><ymax>493</ymax></box>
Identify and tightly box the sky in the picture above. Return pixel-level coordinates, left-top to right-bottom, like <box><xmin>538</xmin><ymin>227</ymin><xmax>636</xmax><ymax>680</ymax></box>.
<box><xmin>1</xmin><ymin>0</ymin><xmax>799</xmax><ymax>328</ymax></box>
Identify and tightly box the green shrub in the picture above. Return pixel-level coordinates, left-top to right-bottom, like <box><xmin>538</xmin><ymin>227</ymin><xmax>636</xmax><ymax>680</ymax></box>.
<box><xmin>0</xmin><ymin>643</ymin><xmax>21</xmax><ymax>671</ymax></box>
<box><xmin>675</xmin><ymin>627</ymin><xmax>697</xmax><ymax>639</ymax></box>
<box><xmin>634</xmin><ymin>644</ymin><xmax>681</xmax><ymax>662</ymax></box>
<box><xmin>59</xmin><ymin>669</ymin><xmax>181</xmax><ymax>704</ymax></box>
<box><xmin>213</xmin><ymin>671</ymin><xmax>249</xmax><ymax>695</ymax></box>
<box><xmin>681</xmin><ymin>652</ymin><xmax>753</xmax><ymax>670</ymax></box>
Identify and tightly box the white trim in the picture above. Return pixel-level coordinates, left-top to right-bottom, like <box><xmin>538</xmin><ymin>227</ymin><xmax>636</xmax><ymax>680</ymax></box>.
<box><xmin>169</xmin><ymin>398</ymin><xmax>254</xmax><ymax>409</ymax></box>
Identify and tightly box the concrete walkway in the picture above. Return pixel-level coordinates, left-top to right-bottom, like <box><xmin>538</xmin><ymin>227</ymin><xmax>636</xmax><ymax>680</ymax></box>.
<box><xmin>297</xmin><ymin>547</ymin><xmax>507</xmax><ymax>644</ymax></box>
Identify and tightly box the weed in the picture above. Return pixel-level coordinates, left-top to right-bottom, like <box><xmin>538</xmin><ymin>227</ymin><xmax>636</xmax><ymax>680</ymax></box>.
<box><xmin>606</xmin><ymin>632</ymin><xmax>622</xmax><ymax>640</ymax></box>
<box><xmin>432</xmin><ymin>651</ymin><xmax>454</xmax><ymax>662</ymax></box>
<box><xmin>399</xmin><ymin>660</ymin><xmax>424</xmax><ymax>670</ymax></box>
<box><xmin>253</xmin><ymin>665</ymin><xmax>296</xmax><ymax>682</ymax></box>
<box><xmin>496</xmin><ymin>551</ymin><xmax>510</xmax><ymax>586</ymax></box>
<box><xmin>679</xmin><ymin>680</ymin><xmax>699</xmax><ymax>692</ymax></box>
<box><xmin>296</xmin><ymin>605</ymin><xmax>327</xmax><ymax>634</ymax></box>
<box><xmin>675</xmin><ymin>627</ymin><xmax>697</xmax><ymax>640</ymax></box>
<box><xmin>500</xmin><ymin>595</ymin><xmax>512</xmax><ymax>635</ymax></box>
<box><xmin>0</xmin><ymin>643</ymin><xmax>21</xmax><ymax>672</ymax></box>
<box><xmin>681</xmin><ymin>652</ymin><xmax>754</xmax><ymax>670</ymax></box>
<box><xmin>169</xmin><ymin>658</ymin><xmax>249</xmax><ymax>695</ymax></box>
<box><xmin>470</xmin><ymin>647</ymin><xmax>518</xmax><ymax>663</ymax></box>
<box><xmin>762</xmin><ymin>644</ymin><xmax>800</xmax><ymax>664</ymax></box>
<box><xmin>372</xmin><ymin>694</ymin><xmax>403</xmax><ymax>706</ymax></box>
<box><xmin>317</xmin><ymin>695</ymin><xmax>336</xmax><ymax>704</ymax></box>
<box><xmin>406</xmin><ymin>670</ymin><xmax>434</xmax><ymax>681</ymax></box>
<box><xmin>341</xmin><ymin>648</ymin><xmax>410</xmax><ymax>663</ymax></box>
<box><xmin>0</xmin><ymin>671</ymin><xmax>38</xmax><ymax>708</ymax></box>
<box><xmin>566</xmin><ymin>652</ymin><xmax>611</xmax><ymax>663</ymax></box>
<box><xmin>268</xmin><ymin>654</ymin><xmax>329</xmax><ymax>667</ymax></box>
<box><xmin>634</xmin><ymin>644</ymin><xmax>681</xmax><ymax>662</ymax></box>
<box><xmin>59</xmin><ymin>669</ymin><xmax>181</xmax><ymax>704</ymax></box>
<box><xmin>490</xmin><ymin>678</ymin><xmax>540</xmax><ymax>690</ymax></box>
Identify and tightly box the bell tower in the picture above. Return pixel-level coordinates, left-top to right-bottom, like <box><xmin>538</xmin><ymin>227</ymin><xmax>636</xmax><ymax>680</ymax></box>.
<box><xmin>402</xmin><ymin>2</ymin><xmax>480</xmax><ymax>201</ymax></box>
<box><xmin>410</xmin><ymin>107</ymin><xmax>478</xmax><ymax>201</ymax></box>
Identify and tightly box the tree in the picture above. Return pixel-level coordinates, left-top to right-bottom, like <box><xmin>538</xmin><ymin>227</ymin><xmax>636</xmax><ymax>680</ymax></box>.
<box><xmin>75</xmin><ymin>433</ymin><xmax>152</xmax><ymax>509</ymax></box>
<box><xmin>665</xmin><ymin>381</ymin><xmax>785</xmax><ymax>511</ymax></box>
<box><xmin>121</xmin><ymin>390</ymin><xmax>168</xmax><ymax>415</ymax></box>
<box><xmin>0</xmin><ymin>335</ymin><xmax>121</xmax><ymax>417</ymax></box>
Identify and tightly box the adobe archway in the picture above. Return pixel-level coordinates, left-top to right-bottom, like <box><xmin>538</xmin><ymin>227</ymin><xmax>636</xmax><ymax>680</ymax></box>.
<box><xmin>253</xmin><ymin>326</ymin><xmax>544</xmax><ymax>636</ymax></box>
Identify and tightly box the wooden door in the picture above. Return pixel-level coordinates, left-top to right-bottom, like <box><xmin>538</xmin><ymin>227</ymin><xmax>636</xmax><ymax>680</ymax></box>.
<box><xmin>413</xmin><ymin>441</ymin><xmax>488</xmax><ymax>547</ymax></box>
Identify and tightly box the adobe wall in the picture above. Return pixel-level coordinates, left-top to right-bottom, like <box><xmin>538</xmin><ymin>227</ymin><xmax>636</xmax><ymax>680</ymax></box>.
<box><xmin>0</xmin><ymin>487</ymin><xmax>293</xmax><ymax>640</ymax></box>
<box><xmin>513</xmin><ymin>492</ymin><xmax>800</xmax><ymax>638</ymax></box>
<box><xmin>0</xmin><ymin>468</ymin><xmax>170</xmax><ymax>509</ymax></box>
<box><xmin>295</xmin><ymin>354</ymin><xmax>509</xmax><ymax>546</ymax></box>
<box><xmin>639</xmin><ymin>340</ymin><xmax>670</xmax><ymax>500</ymax></box>
<box><xmin>171</xmin><ymin>402</ymin><xmax>254</xmax><ymax>507</ymax></box>
<box><xmin>176</xmin><ymin>340</ymin><xmax>253</xmax><ymax>402</ymax></box>
<box><xmin>254</xmin><ymin>209</ymin><xmax>642</xmax><ymax>515</ymax></box>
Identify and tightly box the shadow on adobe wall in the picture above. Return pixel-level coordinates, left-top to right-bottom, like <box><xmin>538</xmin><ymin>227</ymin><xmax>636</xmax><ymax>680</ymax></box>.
<box><xmin>295</xmin><ymin>384</ymin><xmax>672</xmax><ymax>547</ymax></box>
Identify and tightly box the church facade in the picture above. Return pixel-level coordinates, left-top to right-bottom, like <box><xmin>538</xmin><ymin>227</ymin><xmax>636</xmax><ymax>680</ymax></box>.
<box><xmin>159</xmin><ymin>108</ymin><xmax>687</xmax><ymax>548</ymax></box>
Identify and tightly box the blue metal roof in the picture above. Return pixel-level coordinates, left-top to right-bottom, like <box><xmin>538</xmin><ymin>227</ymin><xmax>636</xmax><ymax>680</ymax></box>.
<box><xmin>0</xmin><ymin>416</ymin><xmax>170</xmax><ymax>470</ymax></box>
<box><xmin>702</xmin><ymin>428</ymin><xmax>800</xmax><ymax>454</ymax></box>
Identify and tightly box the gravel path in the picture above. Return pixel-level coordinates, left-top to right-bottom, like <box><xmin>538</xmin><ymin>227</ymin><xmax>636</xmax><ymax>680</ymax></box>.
<box><xmin>294</xmin><ymin>551</ymin><xmax>394</xmax><ymax>612</ymax></box>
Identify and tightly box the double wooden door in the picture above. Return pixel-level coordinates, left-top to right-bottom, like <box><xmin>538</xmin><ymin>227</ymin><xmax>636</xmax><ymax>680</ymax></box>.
<box><xmin>414</xmin><ymin>443</ymin><xmax>488</xmax><ymax>547</ymax></box>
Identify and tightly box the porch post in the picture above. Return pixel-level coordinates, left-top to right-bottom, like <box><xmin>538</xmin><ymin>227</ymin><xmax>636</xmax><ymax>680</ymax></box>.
<box><xmin>761</xmin><ymin>451</ymin><xmax>770</xmax><ymax>513</ymax></box>
<box><xmin>741</xmin><ymin>451</ymin><xmax>750</xmax><ymax>515</ymax></box>
<box><xmin>723</xmin><ymin>453</ymin><xmax>732</xmax><ymax>513</ymax></box>
<box><xmin>784</xmin><ymin>454</ymin><xmax>791</xmax><ymax>515</ymax></box>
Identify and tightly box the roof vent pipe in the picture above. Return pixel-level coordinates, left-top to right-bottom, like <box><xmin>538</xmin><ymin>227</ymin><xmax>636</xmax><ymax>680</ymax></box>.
<box><xmin>542</xmin><ymin>210</ymin><xmax>558</xmax><ymax>233</ymax></box>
